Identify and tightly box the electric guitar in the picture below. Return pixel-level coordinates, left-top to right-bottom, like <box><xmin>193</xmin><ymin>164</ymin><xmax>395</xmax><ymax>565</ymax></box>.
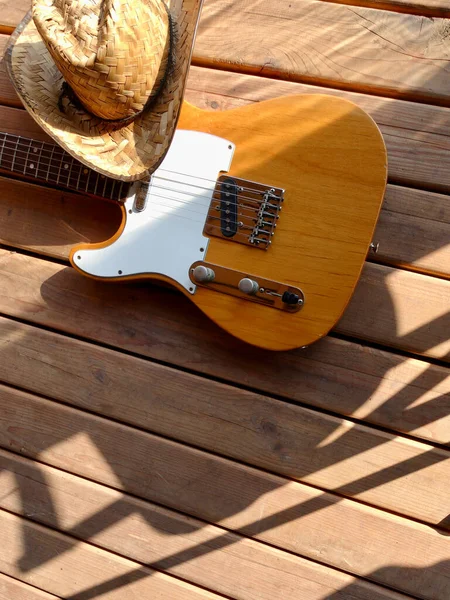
<box><xmin>0</xmin><ymin>94</ymin><xmax>387</xmax><ymax>350</ymax></box>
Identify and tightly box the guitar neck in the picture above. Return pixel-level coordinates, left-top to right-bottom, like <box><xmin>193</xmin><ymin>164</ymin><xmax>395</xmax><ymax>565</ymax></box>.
<box><xmin>0</xmin><ymin>132</ymin><xmax>130</xmax><ymax>202</ymax></box>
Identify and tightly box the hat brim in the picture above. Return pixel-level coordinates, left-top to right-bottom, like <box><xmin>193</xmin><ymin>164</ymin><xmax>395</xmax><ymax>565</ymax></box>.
<box><xmin>6</xmin><ymin>0</ymin><xmax>203</xmax><ymax>182</ymax></box>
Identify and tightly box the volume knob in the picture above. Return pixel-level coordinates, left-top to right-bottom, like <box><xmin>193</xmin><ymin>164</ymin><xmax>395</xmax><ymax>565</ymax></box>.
<box><xmin>192</xmin><ymin>265</ymin><xmax>215</xmax><ymax>283</ymax></box>
<box><xmin>238</xmin><ymin>278</ymin><xmax>259</xmax><ymax>295</ymax></box>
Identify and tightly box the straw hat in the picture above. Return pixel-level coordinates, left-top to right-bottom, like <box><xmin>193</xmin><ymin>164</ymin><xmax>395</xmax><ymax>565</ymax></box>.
<box><xmin>6</xmin><ymin>0</ymin><xmax>204</xmax><ymax>181</ymax></box>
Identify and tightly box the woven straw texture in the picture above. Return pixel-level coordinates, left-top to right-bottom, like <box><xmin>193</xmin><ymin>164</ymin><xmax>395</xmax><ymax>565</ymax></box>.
<box><xmin>7</xmin><ymin>0</ymin><xmax>203</xmax><ymax>181</ymax></box>
<box><xmin>32</xmin><ymin>0</ymin><xmax>171</xmax><ymax>120</ymax></box>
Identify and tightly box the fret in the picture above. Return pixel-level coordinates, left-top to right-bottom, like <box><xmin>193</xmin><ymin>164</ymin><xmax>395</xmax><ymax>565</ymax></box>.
<box><xmin>68</xmin><ymin>160</ymin><xmax>82</xmax><ymax>191</ymax></box>
<box><xmin>23</xmin><ymin>139</ymin><xmax>32</xmax><ymax>175</ymax></box>
<box><xmin>46</xmin><ymin>145</ymin><xmax>55</xmax><ymax>181</ymax></box>
<box><xmin>12</xmin><ymin>137</ymin><xmax>27</xmax><ymax>175</ymax></box>
<box><xmin>110</xmin><ymin>180</ymin><xmax>118</xmax><ymax>200</ymax></box>
<box><xmin>57</xmin><ymin>152</ymin><xmax>71</xmax><ymax>188</ymax></box>
<box><xmin>10</xmin><ymin>136</ymin><xmax>20</xmax><ymax>172</ymax></box>
<box><xmin>0</xmin><ymin>135</ymin><xmax>13</xmax><ymax>172</ymax></box>
<box><xmin>102</xmin><ymin>174</ymin><xmax>115</xmax><ymax>199</ymax></box>
<box><xmin>32</xmin><ymin>141</ymin><xmax>44</xmax><ymax>179</ymax></box>
<box><xmin>36</xmin><ymin>142</ymin><xmax>51</xmax><ymax>181</ymax></box>
<box><xmin>67</xmin><ymin>157</ymin><xmax>75</xmax><ymax>190</ymax></box>
<box><xmin>93</xmin><ymin>172</ymin><xmax>101</xmax><ymax>196</ymax></box>
<box><xmin>0</xmin><ymin>133</ymin><xmax>6</xmax><ymax>165</ymax></box>
<box><xmin>55</xmin><ymin>152</ymin><xmax>62</xmax><ymax>185</ymax></box>
<box><xmin>102</xmin><ymin>174</ymin><xmax>108</xmax><ymax>197</ymax></box>
<box><xmin>84</xmin><ymin>168</ymin><xmax>92</xmax><ymax>192</ymax></box>
<box><xmin>117</xmin><ymin>181</ymin><xmax>124</xmax><ymax>201</ymax></box>
<box><xmin>76</xmin><ymin>162</ymin><xmax>83</xmax><ymax>190</ymax></box>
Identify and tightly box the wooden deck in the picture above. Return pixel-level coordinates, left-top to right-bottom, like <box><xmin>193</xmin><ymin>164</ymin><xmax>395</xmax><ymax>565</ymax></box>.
<box><xmin>0</xmin><ymin>0</ymin><xmax>449</xmax><ymax>599</ymax></box>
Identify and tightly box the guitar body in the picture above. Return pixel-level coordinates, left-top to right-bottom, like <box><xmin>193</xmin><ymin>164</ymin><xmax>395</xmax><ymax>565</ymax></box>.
<box><xmin>70</xmin><ymin>94</ymin><xmax>387</xmax><ymax>350</ymax></box>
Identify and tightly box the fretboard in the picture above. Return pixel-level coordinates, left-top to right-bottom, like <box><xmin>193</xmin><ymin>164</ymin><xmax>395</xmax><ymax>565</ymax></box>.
<box><xmin>0</xmin><ymin>132</ymin><xmax>130</xmax><ymax>202</ymax></box>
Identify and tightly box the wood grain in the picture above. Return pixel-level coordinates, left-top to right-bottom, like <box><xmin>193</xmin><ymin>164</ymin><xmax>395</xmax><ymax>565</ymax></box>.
<box><xmin>0</xmin><ymin>574</ymin><xmax>59</xmax><ymax>600</ymax></box>
<box><xmin>374</xmin><ymin>185</ymin><xmax>450</xmax><ymax>278</ymax></box>
<box><xmin>0</xmin><ymin>177</ymin><xmax>122</xmax><ymax>257</ymax></box>
<box><xmin>0</xmin><ymin>248</ymin><xmax>448</xmax><ymax>434</ymax></box>
<box><xmin>3</xmin><ymin>1</ymin><xmax>450</xmax><ymax>104</ymax></box>
<box><xmin>1</xmin><ymin>384</ymin><xmax>449</xmax><ymax>529</ymax></box>
<box><xmin>194</xmin><ymin>0</ymin><xmax>450</xmax><ymax>105</ymax></box>
<box><xmin>0</xmin><ymin>510</ymin><xmax>222</xmax><ymax>600</ymax></box>
<box><xmin>3</xmin><ymin>449</ymin><xmax>446</xmax><ymax>600</ymax></box>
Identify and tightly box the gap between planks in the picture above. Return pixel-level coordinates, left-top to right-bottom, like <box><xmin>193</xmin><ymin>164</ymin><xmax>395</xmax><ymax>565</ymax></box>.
<box><xmin>1</xmin><ymin>448</ymin><xmax>441</xmax><ymax>600</ymax></box>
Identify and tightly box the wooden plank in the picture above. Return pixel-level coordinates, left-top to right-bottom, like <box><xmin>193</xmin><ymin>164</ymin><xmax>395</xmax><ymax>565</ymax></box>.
<box><xmin>0</xmin><ymin>574</ymin><xmax>59</xmax><ymax>600</ymax></box>
<box><xmin>1</xmin><ymin>384</ymin><xmax>449</xmax><ymax>530</ymax></box>
<box><xmin>4</xmin><ymin>1</ymin><xmax>450</xmax><ymax>104</ymax></box>
<box><xmin>0</xmin><ymin>35</ymin><xmax>22</xmax><ymax>107</ymax></box>
<box><xmin>0</xmin><ymin>510</ymin><xmax>223</xmax><ymax>600</ymax></box>
<box><xmin>1</xmin><ymin>62</ymin><xmax>450</xmax><ymax>275</ymax></box>
<box><xmin>338</xmin><ymin>262</ymin><xmax>450</xmax><ymax>359</ymax></box>
<box><xmin>1</xmin><ymin>451</ymin><xmax>425</xmax><ymax>600</ymax></box>
<box><xmin>373</xmin><ymin>186</ymin><xmax>450</xmax><ymax>278</ymax></box>
<box><xmin>0</xmin><ymin>177</ymin><xmax>122</xmax><ymax>258</ymax></box>
<box><xmin>0</xmin><ymin>249</ymin><xmax>448</xmax><ymax>439</ymax></box>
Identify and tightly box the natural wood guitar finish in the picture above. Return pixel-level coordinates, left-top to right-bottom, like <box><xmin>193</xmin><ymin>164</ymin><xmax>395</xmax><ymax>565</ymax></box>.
<box><xmin>73</xmin><ymin>95</ymin><xmax>387</xmax><ymax>350</ymax></box>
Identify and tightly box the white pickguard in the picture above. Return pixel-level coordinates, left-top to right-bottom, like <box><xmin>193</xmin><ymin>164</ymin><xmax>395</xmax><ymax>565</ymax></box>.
<box><xmin>74</xmin><ymin>130</ymin><xmax>235</xmax><ymax>293</ymax></box>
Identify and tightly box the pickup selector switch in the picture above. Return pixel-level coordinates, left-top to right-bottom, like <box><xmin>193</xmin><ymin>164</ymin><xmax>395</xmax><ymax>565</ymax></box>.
<box><xmin>238</xmin><ymin>278</ymin><xmax>260</xmax><ymax>295</ymax></box>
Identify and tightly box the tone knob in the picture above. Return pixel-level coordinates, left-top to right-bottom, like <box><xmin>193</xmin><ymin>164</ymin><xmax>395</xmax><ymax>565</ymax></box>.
<box><xmin>192</xmin><ymin>265</ymin><xmax>215</xmax><ymax>283</ymax></box>
<box><xmin>238</xmin><ymin>278</ymin><xmax>260</xmax><ymax>295</ymax></box>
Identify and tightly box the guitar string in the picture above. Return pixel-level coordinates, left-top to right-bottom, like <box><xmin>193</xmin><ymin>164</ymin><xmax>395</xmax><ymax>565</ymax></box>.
<box><xmin>148</xmin><ymin>191</ymin><xmax>276</xmax><ymax>229</ymax></box>
<box><xmin>0</xmin><ymin>137</ymin><xmax>281</xmax><ymax>201</ymax></box>
<box><xmin>0</xmin><ymin>145</ymin><xmax>272</xmax><ymax>241</ymax></box>
<box><xmin>0</xmin><ymin>142</ymin><xmax>273</xmax><ymax>210</ymax></box>
<box><xmin>153</xmin><ymin>172</ymin><xmax>275</xmax><ymax>197</ymax></box>
<box><xmin>0</xmin><ymin>145</ymin><xmax>280</xmax><ymax>220</ymax></box>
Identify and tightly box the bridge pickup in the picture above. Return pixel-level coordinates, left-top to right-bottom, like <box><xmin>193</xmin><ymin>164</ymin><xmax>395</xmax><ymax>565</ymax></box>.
<box><xmin>204</xmin><ymin>175</ymin><xmax>284</xmax><ymax>250</ymax></box>
<box><xmin>220</xmin><ymin>176</ymin><xmax>238</xmax><ymax>237</ymax></box>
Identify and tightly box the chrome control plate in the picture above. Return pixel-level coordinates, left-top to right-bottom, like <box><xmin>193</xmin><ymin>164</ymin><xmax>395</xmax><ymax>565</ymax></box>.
<box><xmin>189</xmin><ymin>261</ymin><xmax>304</xmax><ymax>312</ymax></box>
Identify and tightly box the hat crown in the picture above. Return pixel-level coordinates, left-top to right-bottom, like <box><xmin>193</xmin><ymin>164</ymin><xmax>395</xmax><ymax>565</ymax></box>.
<box><xmin>32</xmin><ymin>0</ymin><xmax>171</xmax><ymax>120</ymax></box>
